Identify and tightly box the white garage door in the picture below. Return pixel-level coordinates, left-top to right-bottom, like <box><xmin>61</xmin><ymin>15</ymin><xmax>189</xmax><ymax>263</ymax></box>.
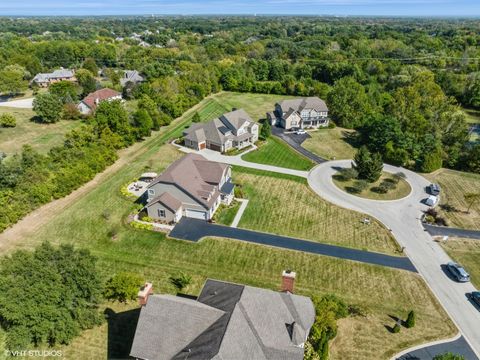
<box><xmin>185</xmin><ymin>209</ymin><xmax>207</xmax><ymax>220</ymax></box>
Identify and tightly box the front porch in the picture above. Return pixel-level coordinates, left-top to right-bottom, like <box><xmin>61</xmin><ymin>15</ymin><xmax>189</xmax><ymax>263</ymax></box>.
<box><xmin>301</xmin><ymin>118</ymin><xmax>329</xmax><ymax>129</ymax></box>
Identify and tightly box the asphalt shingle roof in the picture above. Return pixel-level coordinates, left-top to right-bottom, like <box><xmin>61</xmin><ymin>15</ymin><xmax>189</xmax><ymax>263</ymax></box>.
<box><xmin>277</xmin><ymin>97</ymin><xmax>328</xmax><ymax>114</ymax></box>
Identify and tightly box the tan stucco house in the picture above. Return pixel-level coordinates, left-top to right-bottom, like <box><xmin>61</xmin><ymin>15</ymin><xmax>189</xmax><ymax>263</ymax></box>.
<box><xmin>145</xmin><ymin>153</ymin><xmax>234</xmax><ymax>222</ymax></box>
<box><xmin>267</xmin><ymin>97</ymin><xmax>329</xmax><ymax>130</ymax></box>
<box><xmin>183</xmin><ymin>109</ymin><xmax>258</xmax><ymax>153</ymax></box>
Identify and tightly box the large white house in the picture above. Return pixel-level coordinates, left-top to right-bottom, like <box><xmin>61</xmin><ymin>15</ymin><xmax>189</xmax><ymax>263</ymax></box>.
<box><xmin>267</xmin><ymin>97</ymin><xmax>329</xmax><ymax>130</ymax></box>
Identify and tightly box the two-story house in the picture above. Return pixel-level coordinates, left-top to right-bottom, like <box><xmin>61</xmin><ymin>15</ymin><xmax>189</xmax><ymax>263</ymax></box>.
<box><xmin>267</xmin><ymin>97</ymin><xmax>329</xmax><ymax>130</ymax></box>
<box><xmin>145</xmin><ymin>153</ymin><xmax>234</xmax><ymax>222</ymax></box>
<box><xmin>183</xmin><ymin>109</ymin><xmax>258</xmax><ymax>153</ymax></box>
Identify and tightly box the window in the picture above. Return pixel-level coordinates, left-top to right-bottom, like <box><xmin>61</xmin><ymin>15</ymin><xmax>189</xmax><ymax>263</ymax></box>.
<box><xmin>148</xmin><ymin>189</ymin><xmax>155</xmax><ymax>197</ymax></box>
<box><xmin>158</xmin><ymin>209</ymin><xmax>166</xmax><ymax>218</ymax></box>
<box><xmin>291</xmin><ymin>121</ymin><xmax>297</xmax><ymax>126</ymax></box>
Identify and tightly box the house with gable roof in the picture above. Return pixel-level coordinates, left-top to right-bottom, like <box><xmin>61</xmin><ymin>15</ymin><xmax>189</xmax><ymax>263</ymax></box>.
<box><xmin>267</xmin><ymin>97</ymin><xmax>329</xmax><ymax>130</ymax></box>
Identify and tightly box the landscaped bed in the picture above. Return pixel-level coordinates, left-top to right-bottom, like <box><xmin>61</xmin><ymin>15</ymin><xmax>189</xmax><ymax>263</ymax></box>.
<box><xmin>333</xmin><ymin>171</ymin><xmax>411</xmax><ymax>201</ymax></box>
<box><xmin>213</xmin><ymin>200</ymin><xmax>241</xmax><ymax>226</ymax></box>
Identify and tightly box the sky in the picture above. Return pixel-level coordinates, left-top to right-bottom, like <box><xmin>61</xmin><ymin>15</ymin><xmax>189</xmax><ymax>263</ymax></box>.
<box><xmin>0</xmin><ymin>0</ymin><xmax>478</xmax><ymax>17</ymax></box>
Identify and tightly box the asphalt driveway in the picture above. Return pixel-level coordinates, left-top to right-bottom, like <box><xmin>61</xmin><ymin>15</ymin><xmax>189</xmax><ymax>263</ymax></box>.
<box><xmin>424</xmin><ymin>223</ymin><xmax>480</xmax><ymax>240</ymax></box>
<box><xmin>169</xmin><ymin>218</ymin><xmax>417</xmax><ymax>272</ymax></box>
<box><xmin>396</xmin><ymin>336</ymin><xmax>478</xmax><ymax>360</ymax></box>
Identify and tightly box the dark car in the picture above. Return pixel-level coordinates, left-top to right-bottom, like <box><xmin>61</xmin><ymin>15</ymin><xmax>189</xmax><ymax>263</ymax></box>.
<box><xmin>446</xmin><ymin>262</ymin><xmax>470</xmax><ymax>282</ymax></box>
<box><xmin>428</xmin><ymin>183</ymin><xmax>441</xmax><ymax>196</ymax></box>
<box><xmin>469</xmin><ymin>292</ymin><xmax>480</xmax><ymax>307</ymax></box>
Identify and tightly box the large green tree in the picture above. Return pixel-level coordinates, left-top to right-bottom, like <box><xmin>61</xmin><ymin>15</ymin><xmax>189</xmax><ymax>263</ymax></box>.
<box><xmin>0</xmin><ymin>242</ymin><xmax>102</xmax><ymax>349</ymax></box>
<box><xmin>33</xmin><ymin>92</ymin><xmax>63</xmax><ymax>123</ymax></box>
<box><xmin>75</xmin><ymin>68</ymin><xmax>97</xmax><ymax>97</ymax></box>
<box><xmin>352</xmin><ymin>146</ymin><xmax>383</xmax><ymax>183</ymax></box>
<box><xmin>0</xmin><ymin>64</ymin><xmax>28</xmax><ymax>95</ymax></box>
<box><xmin>49</xmin><ymin>80</ymin><xmax>78</xmax><ymax>104</ymax></box>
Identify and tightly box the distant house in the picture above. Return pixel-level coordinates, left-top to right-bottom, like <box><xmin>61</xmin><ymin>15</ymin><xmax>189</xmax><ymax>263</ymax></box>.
<box><xmin>77</xmin><ymin>88</ymin><xmax>122</xmax><ymax>115</ymax></box>
<box><xmin>120</xmin><ymin>70</ymin><xmax>144</xmax><ymax>87</ymax></box>
<box><xmin>31</xmin><ymin>68</ymin><xmax>75</xmax><ymax>87</ymax></box>
<box><xmin>183</xmin><ymin>109</ymin><xmax>259</xmax><ymax>153</ymax></box>
<box><xmin>130</xmin><ymin>271</ymin><xmax>315</xmax><ymax>360</ymax></box>
<box><xmin>267</xmin><ymin>97</ymin><xmax>329</xmax><ymax>130</ymax></box>
<box><xmin>145</xmin><ymin>153</ymin><xmax>234</xmax><ymax>222</ymax></box>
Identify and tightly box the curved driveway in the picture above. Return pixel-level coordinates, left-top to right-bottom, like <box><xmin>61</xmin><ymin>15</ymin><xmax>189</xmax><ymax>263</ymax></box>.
<box><xmin>308</xmin><ymin>160</ymin><xmax>480</xmax><ymax>357</ymax></box>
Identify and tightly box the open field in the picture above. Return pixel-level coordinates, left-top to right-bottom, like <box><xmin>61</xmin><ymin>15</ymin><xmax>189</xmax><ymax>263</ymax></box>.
<box><xmin>425</xmin><ymin>168</ymin><xmax>480</xmax><ymax>230</ymax></box>
<box><xmin>234</xmin><ymin>167</ymin><xmax>402</xmax><ymax>255</ymax></box>
<box><xmin>242</xmin><ymin>136</ymin><xmax>314</xmax><ymax>170</ymax></box>
<box><xmin>0</xmin><ymin>107</ymin><xmax>81</xmax><ymax>156</ymax></box>
<box><xmin>441</xmin><ymin>238</ymin><xmax>480</xmax><ymax>289</ymax></box>
<box><xmin>333</xmin><ymin>172</ymin><xmax>411</xmax><ymax>201</ymax></box>
<box><xmin>0</xmin><ymin>92</ymin><xmax>456</xmax><ymax>360</ymax></box>
<box><xmin>303</xmin><ymin>127</ymin><xmax>357</xmax><ymax>160</ymax></box>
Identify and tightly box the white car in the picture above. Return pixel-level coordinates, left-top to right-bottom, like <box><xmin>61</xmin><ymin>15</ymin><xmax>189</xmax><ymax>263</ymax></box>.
<box><xmin>425</xmin><ymin>195</ymin><xmax>439</xmax><ymax>206</ymax></box>
<box><xmin>295</xmin><ymin>129</ymin><xmax>306</xmax><ymax>135</ymax></box>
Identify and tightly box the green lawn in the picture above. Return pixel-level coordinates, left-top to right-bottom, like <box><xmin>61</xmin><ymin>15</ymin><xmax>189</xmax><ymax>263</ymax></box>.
<box><xmin>213</xmin><ymin>200</ymin><xmax>241</xmax><ymax>226</ymax></box>
<box><xmin>242</xmin><ymin>137</ymin><xmax>314</xmax><ymax>171</ymax></box>
<box><xmin>441</xmin><ymin>238</ymin><xmax>480</xmax><ymax>289</ymax></box>
<box><xmin>425</xmin><ymin>168</ymin><xmax>480</xmax><ymax>230</ymax></box>
<box><xmin>333</xmin><ymin>172</ymin><xmax>412</xmax><ymax>201</ymax></box>
<box><xmin>303</xmin><ymin>127</ymin><xmax>357</xmax><ymax>160</ymax></box>
<box><xmin>0</xmin><ymin>93</ymin><xmax>457</xmax><ymax>360</ymax></box>
<box><xmin>235</xmin><ymin>167</ymin><xmax>402</xmax><ymax>255</ymax></box>
<box><xmin>0</xmin><ymin>107</ymin><xmax>81</xmax><ymax>157</ymax></box>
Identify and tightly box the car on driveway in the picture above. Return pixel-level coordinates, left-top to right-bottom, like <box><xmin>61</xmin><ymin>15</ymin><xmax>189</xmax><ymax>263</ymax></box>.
<box><xmin>446</xmin><ymin>262</ymin><xmax>470</xmax><ymax>282</ymax></box>
<box><xmin>428</xmin><ymin>183</ymin><xmax>441</xmax><ymax>196</ymax></box>
<box><xmin>468</xmin><ymin>291</ymin><xmax>480</xmax><ymax>307</ymax></box>
<box><xmin>425</xmin><ymin>195</ymin><xmax>439</xmax><ymax>206</ymax></box>
<box><xmin>295</xmin><ymin>129</ymin><xmax>306</xmax><ymax>135</ymax></box>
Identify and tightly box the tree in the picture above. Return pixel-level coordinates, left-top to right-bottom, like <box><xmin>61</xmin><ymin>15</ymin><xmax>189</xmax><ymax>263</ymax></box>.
<box><xmin>418</xmin><ymin>145</ymin><xmax>443</xmax><ymax>173</ymax></box>
<box><xmin>138</xmin><ymin>95</ymin><xmax>161</xmax><ymax>130</ymax></box>
<box><xmin>464</xmin><ymin>192</ymin><xmax>480</xmax><ymax>213</ymax></box>
<box><xmin>0</xmin><ymin>64</ymin><xmax>28</xmax><ymax>95</ymax></box>
<box><xmin>327</xmin><ymin>77</ymin><xmax>373</xmax><ymax>128</ymax></box>
<box><xmin>104</xmin><ymin>68</ymin><xmax>121</xmax><ymax>87</ymax></box>
<box><xmin>75</xmin><ymin>68</ymin><xmax>97</xmax><ymax>97</ymax></box>
<box><xmin>49</xmin><ymin>80</ymin><xmax>78</xmax><ymax>104</ymax></box>
<box><xmin>405</xmin><ymin>310</ymin><xmax>415</xmax><ymax>328</ymax></box>
<box><xmin>0</xmin><ymin>113</ymin><xmax>16</xmax><ymax>128</ymax></box>
<box><xmin>33</xmin><ymin>93</ymin><xmax>63</xmax><ymax>123</ymax></box>
<box><xmin>260</xmin><ymin>120</ymin><xmax>271</xmax><ymax>140</ymax></box>
<box><xmin>0</xmin><ymin>242</ymin><xmax>102</xmax><ymax>349</ymax></box>
<box><xmin>82</xmin><ymin>57</ymin><xmax>99</xmax><ymax>76</ymax></box>
<box><xmin>133</xmin><ymin>109</ymin><xmax>153</xmax><ymax>139</ymax></box>
<box><xmin>433</xmin><ymin>353</ymin><xmax>465</xmax><ymax>360</ymax></box>
<box><xmin>192</xmin><ymin>111</ymin><xmax>201</xmax><ymax>123</ymax></box>
<box><xmin>463</xmin><ymin>72</ymin><xmax>480</xmax><ymax>109</ymax></box>
<box><xmin>94</xmin><ymin>100</ymin><xmax>133</xmax><ymax>146</ymax></box>
<box><xmin>352</xmin><ymin>146</ymin><xmax>383</xmax><ymax>183</ymax></box>
<box><xmin>169</xmin><ymin>273</ymin><xmax>192</xmax><ymax>292</ymax></box>
<box><xmin>104</xmin><ymin>272</ymin><xmax>144</xmax><ymax>302</ymax></box>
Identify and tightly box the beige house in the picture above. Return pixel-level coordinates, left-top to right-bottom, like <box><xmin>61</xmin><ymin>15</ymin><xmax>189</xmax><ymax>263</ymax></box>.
<box><xmin>31</xmin><ymin>68</ymin><xmax>76</xmax><ymax>87</ymax></box>
<box><xmin>183</xmin><ymin>109</ymin><xmax>258</xmax><ymax>153</ymax></box>
<box><xmin>267</xmin><ymin>97</ymin><xmax>329</xmax><ymax>130</ymax></box>
<box><xmin>77</xmin><ymin>88</ymin><xmax>122</xmax><ymax>115</ymax></box>
<box><xmin>145</xmin><ymin>153</ymin><xmax>234</xmax><ymax>222</ymax></box>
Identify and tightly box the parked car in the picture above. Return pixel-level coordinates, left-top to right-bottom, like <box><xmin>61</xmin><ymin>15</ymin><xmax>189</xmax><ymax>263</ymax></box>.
<box><xmin>425</xmin><ymin>195</ymin><xmax>439</xmax><ymax>206</ymax></box>
<box><xmin>428</xmin><ymin>183</ymin><xmax>441</xmax><ymax>196</ymax></box>
<box><xmin>468</xmin><ymin>291</ymin><xmax>480</xmax><ymax>307</ymax></box>
<box><xmin>446</xmin><ymin>262</ymin><xmax>470</xmax><ymax>282</ymax></box>
<box><xmin>295</xmin><ymin>129</ymin><xmax>306</xmax><ymax>135</ymax></box>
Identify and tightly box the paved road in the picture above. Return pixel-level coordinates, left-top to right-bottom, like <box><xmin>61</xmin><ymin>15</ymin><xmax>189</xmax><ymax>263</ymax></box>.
<box><xmin>396</xmin><ymin>336</ymin><xmax>478</xmax><ymax>360</ymax></box>
<box><xmin>0</xmin><ymin>97</ymin><xmax>34</xmax><ymax>109</ymax></box>
<box><xmin>271</xmin><ymin>126</ymin><xmax>327</xmax><ymax>164</ymax></box>
<box><xmin>308</xmin><ymin>160</ymin><xmax>480</xmax><ymax>357</ymax></box>
<box><xmin>169</xmin><ymin>218</ymin><xmax>417</xmax><ymax>271</ymax></box>
<box><xmin>424</xmin><ymin>223</ymin><xmax>480</xmax><ymax>240</ymax></box>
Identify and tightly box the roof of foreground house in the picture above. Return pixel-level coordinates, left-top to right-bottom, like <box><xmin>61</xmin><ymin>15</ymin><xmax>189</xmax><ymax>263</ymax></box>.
<box><xmin>277</xmin><ymin>97</ymin><xmax>328</xmax><ymax>114</ymax></box>
<box><xmin>80</xmin><ymin>88</ymin><xmax>121</xmax><ymax>109</ymax></box>
<box><xmin>147</xmin><ymin>153</ymin><xmax>228</xmax><ymax>209</ymax></box>
<box><xmin>183</xmin><ymin>109</ymin><xmax>254</xmax><ymax>146</ymax></box>
<box><xmin>130</xmin><ymin>279</ymin><xmax>316</xmax><ymax>360</ymax></box>
<box><xmin>146</xmin><ymin>192</ymin><xmax>183</xmax><ymax>212</ymax></box>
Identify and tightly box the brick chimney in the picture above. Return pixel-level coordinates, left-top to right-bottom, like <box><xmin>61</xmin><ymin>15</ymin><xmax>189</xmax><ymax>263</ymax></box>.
<box><xmin>281</xmin><ymin>270</ymin><xmax>296</xmax><ymax>293</ymax></box>
<box><xmin>137</xmin><ymin>282</ymin><xmax>153</xmax><ymax>306</ymax></box>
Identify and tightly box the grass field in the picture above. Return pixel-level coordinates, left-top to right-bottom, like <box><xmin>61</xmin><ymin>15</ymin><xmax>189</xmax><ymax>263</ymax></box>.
<box><xmin>0</xmin><ymin>92</ymin><xmax>457</xmax><ymax>360</ymax></box>
<box><xmin>213</xmin><ymin>200</ymin><xmax>241</xmax><ymax>226</ymax></box>
<box><xmin>234</xmin><ymin>167</ymin><xmax>402</xmax><ymax>255</ymax></box>
<box><xmin>441</xmin><ymin>238</ymin><xmax>480</xmax><ymax>289</ymax></box>
<box><xmin>333</xmin><ymin>172</ymin><xmax>412</xmax><ymax>201</ymax></box>
<box><xmin>425</xmin><ymin>168</ymin><xmax>480</xmax><ymax>230</ymax></box>
<box><xmin>242</xmin><ymin>137</ymin><xmax>314</xmax><ymax>170</ymax></box>
<box><xmin>0</xmin><ymin>107</ymin><xmax>81</xmax><ymax>156</ymax></box>
<box><xmin>303</xmin><ymin>127</ymin><xmax>357</xmax><ymax>160</ymax></box>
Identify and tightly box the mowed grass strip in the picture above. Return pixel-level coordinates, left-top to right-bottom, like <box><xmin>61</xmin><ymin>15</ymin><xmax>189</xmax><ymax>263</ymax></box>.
<box><xmin>242</xmin><ymin>136</ymin><xmax>314</xmax><ymax>170</ymax></box>
<box><xmin>213</xmin><ymin>200</ymin><xmax>241</xmax><ymax>226</ymax></box>
<box><xmin>425</xmin><ymin>168</ymin><xmax>480</xmax><ymax>230</ymax></box>
<box><xmin>303</xmin><ymin>127</ymin><xmax>357</xmax><ymax>160</ymax></box>
<box><xmin>234</xmin><ymin>168</ymin><xmax>402</xmax><ymax>255</ymax></box>
<box><xmin>441</xmin><ymin>237</ymin><xmax>480</xmax><ymax>289</ymax></box>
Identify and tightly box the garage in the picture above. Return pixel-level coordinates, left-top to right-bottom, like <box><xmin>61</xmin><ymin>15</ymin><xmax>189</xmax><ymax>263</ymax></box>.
<box><xmin>185</xmin><ymin>209</ymin><xmax>207</xmax><ymax>220</ymax></box>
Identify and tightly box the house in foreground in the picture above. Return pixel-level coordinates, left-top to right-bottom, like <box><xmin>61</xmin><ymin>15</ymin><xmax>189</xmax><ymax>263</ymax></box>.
<box><xmin>31</xmin><ymin>68</ymin><xmax>75</xmax><ymax>87</ymax></box>
<box><xmin>120</xmin><ymin>70</ymin><xmax>144</xmax><ymax>86</ymax></box>
<box><xmin>77</xmin><ymin>88</ymin><xmax>122</xmax><ymax>115</ymax></box>
<box><xmin>183</xmin><ymin>109</ymin><xmax>258</xmax><ymax>153</ymax></box>
<box><xmin>130</xmin><ymin>271</ymin><xmax>315</xmax><ymax>360</ymax></box>
<box><xmin>267</xmin><ymin>97</ymin><xmax>329</xmax><ymax>130</ymax></box>
<box><xmin>145</xmin><ymin>153</ymin><xmax>234</xmax><ymax>222</ymax></box>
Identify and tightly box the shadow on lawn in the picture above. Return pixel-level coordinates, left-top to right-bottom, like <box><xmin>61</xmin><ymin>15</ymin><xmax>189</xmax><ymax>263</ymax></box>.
<box><xmin>105</xmin><ymin>307</ymin><xmax>141</xmax><ymax>360</ymax></box>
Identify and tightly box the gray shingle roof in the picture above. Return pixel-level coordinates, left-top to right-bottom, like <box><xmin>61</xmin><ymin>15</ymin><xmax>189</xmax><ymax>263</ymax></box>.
<box><xmin>277</xmin><ymin>97</ymin><xmax>328</xmax><ymax>114</ymax></box>
<box><xmin>32</xmin><ymin>68</ymin><xmax>75</xmax><ymax>83</ymax></box>
<box><xmin>147</xmin><ymin>192</ymin><xmax>182</xmax><ymax>212</ymax></box>
<box><xmin>120</xmin><ymin>70</ymin><xmax>144</xmax><ymax>86</ymax></box>
<box><xmin>130</xmin><ymin>279</ymin><xmax>315</xmax><ymax>360</ymax></box>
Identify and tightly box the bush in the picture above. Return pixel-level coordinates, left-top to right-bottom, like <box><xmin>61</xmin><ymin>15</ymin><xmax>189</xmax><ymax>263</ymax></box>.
<box><xmin>433</xmin><ymin>353</ymin><xmax>465</xmax><ymax>360</ymax></box>
<box><xmin>405</xmin><ymin>310</ymin><xmax>415</xmax><ymax>328</ymax></box>
<box><xmin>33</xmin><ymin>92</ymin><xmax>63</xmax><ymax>123</ymax></box>
<box><xmin>328</xmin><ymin>121</ymin><xmax>336</xmax><ymax>129</ymax></box>
<box><xmin>0</xmin><ymin>113</ymin><xmax>16</xmax><ymax>127</ymax></box>
<box><xmin>62</xmin><ymin>103</ymin><xmax>81</xmax><ymax>120</ymax></box>
<box><xmin>338</xmin><ymin>167</ymin><xmax>358</xmax><ymax>181</ymax></box>
<box><xmin>104</xmin><ymin>272</ymin><xmax>144</xmax><ymax>302</ymax></box>
<box><xmin>392</xmin><ymin>323</ymin><xmax>401</xmax><ymax>333</ymax></box>
<box><xmin>130</xmin><ymin>221</ymin><xmax>153</xmax><ymax>231</ymax></box>
<box><xmin>350</xmin><ymin>179</ymin><xmax>369</xmax><ymax>193</ymax></box>
<box><xmin>169</xmin><ymin>273</ymin><xmax>192</xmax><ymax>292</ymax></box>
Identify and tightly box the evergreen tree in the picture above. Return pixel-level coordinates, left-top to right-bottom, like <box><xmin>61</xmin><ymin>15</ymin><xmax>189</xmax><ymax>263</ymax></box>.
<box><xmin>353</xmin><ymin>146</ymin><xmax>383</xmax><ymax>183</ymax></box>
<box><xmin>405</xmin><ymin>310</ymin><xmax>416</xmax><ymax>328</ymax></box>
<box><xmin>260</xmin><ymin>121</ymin><xmax>271</xmax><ymax>140</ymax></box>
<box><xmin>192</xmin><ymin>111</ymin><xmax>201</xmax><ymax>123</ymax></box>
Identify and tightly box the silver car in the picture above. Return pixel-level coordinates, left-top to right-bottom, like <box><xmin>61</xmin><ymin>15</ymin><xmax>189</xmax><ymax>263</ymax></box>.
<box><xmin>446</xmin><ymin>262</ymin><xmax>470</xmax><ymax>282</ymax></box>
